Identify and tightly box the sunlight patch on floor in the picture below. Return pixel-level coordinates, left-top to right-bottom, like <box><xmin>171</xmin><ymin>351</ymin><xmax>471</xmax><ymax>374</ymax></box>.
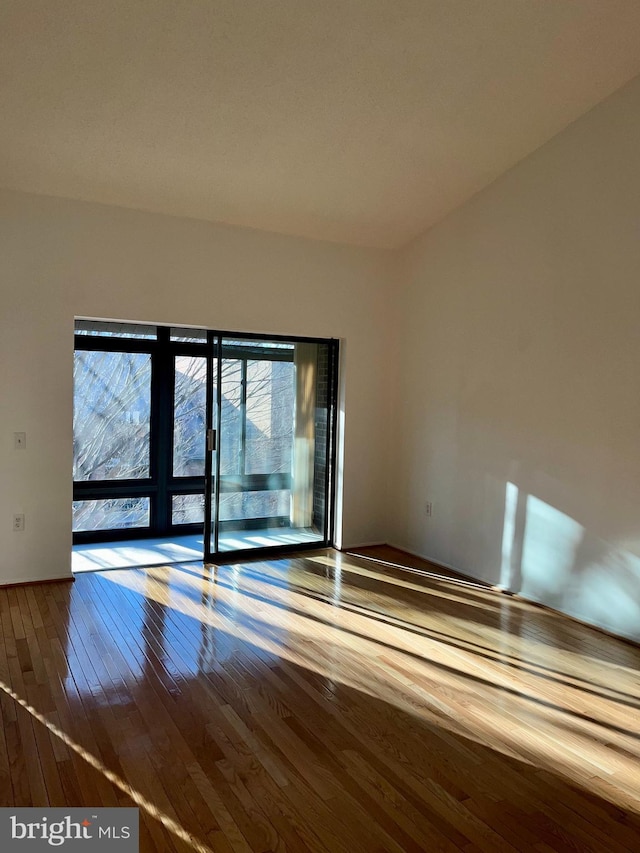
<box><xmin>100</xmin><ymin>563</ymin><xmax>640</xmax><ymax>812</ymax></box>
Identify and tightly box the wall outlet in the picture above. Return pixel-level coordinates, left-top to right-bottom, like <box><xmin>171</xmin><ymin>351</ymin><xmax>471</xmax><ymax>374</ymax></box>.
<box><xmin>425</xmin><ymin>501</ymin><xmax>433</xmax><ymax>517</ymax></box>
<box><xmin>13</xmin><ymin>513</ymin><xmax>25</xmax><ymax>532</ymax></box>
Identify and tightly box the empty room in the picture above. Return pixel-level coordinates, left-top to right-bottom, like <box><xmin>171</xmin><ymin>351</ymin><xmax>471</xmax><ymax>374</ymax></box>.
<box><xmin>2</xmin><ymin>2</ymin><xmax>640</xmax><ymax>851</ymax></box>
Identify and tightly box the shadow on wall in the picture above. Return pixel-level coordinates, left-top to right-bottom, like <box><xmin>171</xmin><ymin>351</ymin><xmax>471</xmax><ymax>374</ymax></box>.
<box><xmin>498</xmin><ymin>481</ymin><xmax>640</xmax><ymax>643</ymax></box>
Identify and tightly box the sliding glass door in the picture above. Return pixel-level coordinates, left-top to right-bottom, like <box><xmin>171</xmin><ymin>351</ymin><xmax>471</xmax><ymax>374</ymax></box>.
<box><xmin>73</xmin><ymin>321</ymin><xmax>338</xmax><ymax>559</ymax></box>
<box><xmin>204</xmin><ymin>337</ymin><xmax>335</xmax><ymax>558</ymax></box>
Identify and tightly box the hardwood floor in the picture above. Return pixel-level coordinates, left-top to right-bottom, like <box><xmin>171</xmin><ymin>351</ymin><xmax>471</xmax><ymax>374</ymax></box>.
<box><xmin>1</xmin><ymin>548</ymin><xmax>639</xmax><ymax>851</ymax></box>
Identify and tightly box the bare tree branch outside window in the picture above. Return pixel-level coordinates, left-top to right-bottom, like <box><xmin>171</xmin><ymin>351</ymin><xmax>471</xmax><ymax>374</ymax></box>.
<box><xmin>73</xmin><ymin>348</ymin><xmax>296</xmax><ymax>532</ymax></box>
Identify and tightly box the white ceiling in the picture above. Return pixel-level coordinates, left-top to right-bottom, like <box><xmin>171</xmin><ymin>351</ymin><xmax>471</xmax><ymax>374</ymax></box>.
<box><xmin>2</xmin><ymin>1</ymin><xmax>640</xmax><ymax>248</ymax></box>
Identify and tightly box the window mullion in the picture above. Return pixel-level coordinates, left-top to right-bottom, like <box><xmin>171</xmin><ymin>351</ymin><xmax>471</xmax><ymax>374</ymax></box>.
<box><xmin>152</xmin><ymin>326</ymin><xmax>172</xmax><ymax>534</ymax></box>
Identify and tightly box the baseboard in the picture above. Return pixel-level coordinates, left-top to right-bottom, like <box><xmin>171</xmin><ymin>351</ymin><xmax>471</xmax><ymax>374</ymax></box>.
<box><xmin>347</xmin><ymin>541</ymin><xmax>490</xmax><ymax>588</ymax></box>
<box><xmin>510</xmin><ymin>592</ymin><xmax>640</xmax><ymax>649</ymax></box>
<box><xmin>384</xmin><ymin>541</ymin><xmax>477</xmax><ymax>580</ymax></box>
<box><xmin>339</xmin><ymin>540</ymin><xmax>386</xmax><ymax>551</ymax></box>
<box><xmin>1</xmin><ymin>574</ymin><xmax>75</xmax><ymax>589</ymax></box>
<box><xmin>372</xmin><ymin>542</ymin><xmax>640</xmax><ymax>650</ymax></box>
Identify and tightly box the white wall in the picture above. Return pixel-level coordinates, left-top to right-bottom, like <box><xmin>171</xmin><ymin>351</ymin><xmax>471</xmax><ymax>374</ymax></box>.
<box><xmin>0</xmin><ymin>190</ymin><xmax>394</xmax><ymax>584</ymax></box>
<box><xmin>389</xmin><ymin>74</ymin><xmax>640</xmax><ymax>643</ymax></box>
<box><xmin>4</xmin><ymin>73</ymin><xmax>640</xmax><ymax>644</ymax></box>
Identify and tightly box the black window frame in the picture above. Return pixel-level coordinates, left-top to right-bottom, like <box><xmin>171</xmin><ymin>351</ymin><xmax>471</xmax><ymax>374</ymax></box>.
<box><xmin>73</xmin><ymin>321</ymin><xmax>339</xmax><ymax>550</ymax></box>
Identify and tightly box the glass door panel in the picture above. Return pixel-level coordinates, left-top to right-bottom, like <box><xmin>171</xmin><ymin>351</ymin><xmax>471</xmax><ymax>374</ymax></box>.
<box><xmin>215</xmin><ymin>337</ymin><xmax>331</xmax><ymax>553</ymax></box>
<box><xmin>245</xmin><ymin>358</ymin><xmax>295</xmax><ymax>474</ymax></box>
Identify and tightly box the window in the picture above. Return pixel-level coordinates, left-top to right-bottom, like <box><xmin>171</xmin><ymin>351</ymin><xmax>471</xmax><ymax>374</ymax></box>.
<box><xmin>74</xmin><ymin>350</ymin><xmax>152</xmax><ymax>481</ymax></box>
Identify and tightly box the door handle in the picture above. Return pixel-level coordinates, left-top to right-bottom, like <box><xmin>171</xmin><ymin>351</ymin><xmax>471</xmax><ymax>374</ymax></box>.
<box><xmin>206</xmin><ymin>428</ymin><xmax>217</xmax><ymax>452</ymax></box>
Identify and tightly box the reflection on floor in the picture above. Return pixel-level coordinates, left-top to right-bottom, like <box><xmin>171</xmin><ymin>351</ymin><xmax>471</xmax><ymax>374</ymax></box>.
<box><xmin>72</xmin><ymin>528</ymin><xmax>321</xmax><ymax>572</ymax></box>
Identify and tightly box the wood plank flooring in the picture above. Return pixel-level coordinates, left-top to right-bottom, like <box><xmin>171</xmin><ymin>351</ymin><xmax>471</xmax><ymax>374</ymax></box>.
<box><xmin>1</xmin><ymin>547</ymin><xmax>639</xmax><ymax>851</ymax></box>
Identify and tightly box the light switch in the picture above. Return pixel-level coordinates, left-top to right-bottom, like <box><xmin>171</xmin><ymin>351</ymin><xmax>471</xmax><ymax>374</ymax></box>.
<box><xmin>14</xmin><ymin>432</ymin><xmax>26</xmax><ymax>450</ymax></box>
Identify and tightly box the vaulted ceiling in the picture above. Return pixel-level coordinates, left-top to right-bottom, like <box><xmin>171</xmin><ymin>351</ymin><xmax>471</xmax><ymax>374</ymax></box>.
<box><xmin>2</xmin><ymin>1</ymin><xmax>640</xmax><ymax>248</ymax></box>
